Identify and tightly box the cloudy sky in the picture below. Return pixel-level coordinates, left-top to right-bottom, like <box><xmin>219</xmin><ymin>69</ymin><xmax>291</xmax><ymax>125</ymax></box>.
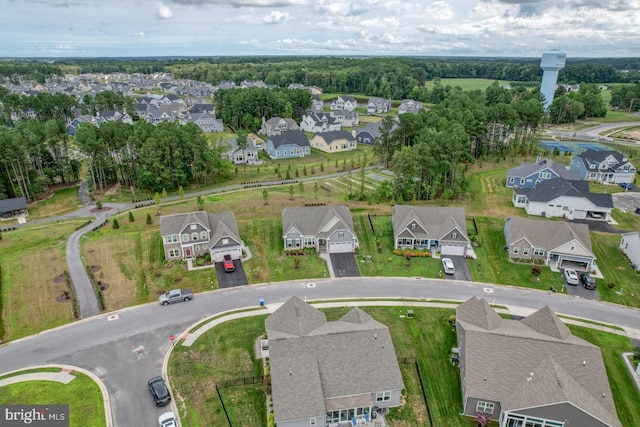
<box><xmin>3</xmin><ymin>0</ymin><xmax>640</xmax><ymax>58</ymax></box>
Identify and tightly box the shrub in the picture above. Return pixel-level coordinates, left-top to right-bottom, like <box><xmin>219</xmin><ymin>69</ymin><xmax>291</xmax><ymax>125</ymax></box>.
<box><xmin>146</xmin><ymin>213</ymin><xmax>152</xmax><ymax>224</ymax></box>
<box><xmin>112</xmin><ymin>218</ymin><xmax>120</xmax><ymax>229</ymax></box>
<box><xmin>392</xmin><ymin>249</ymin><xmax>431</xmax><ymax>258</ymax></box>
<box><xmin>128</xmin><ymin>211</ymin><xmax>135</xmax><ymax>222</ymax></box>
<box><xmin>531</xmin><ymin>266</ymin><xmax>542</xmax><ymax>276</ymax></box>
<box><xmin>95</xmin><ymin>200</ymin><xmax>103</xmax><ymax>209</ymax></box>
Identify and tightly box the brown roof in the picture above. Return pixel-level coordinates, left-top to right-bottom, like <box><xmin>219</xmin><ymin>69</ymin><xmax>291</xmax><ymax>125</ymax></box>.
<box><xmin>457</xmin><ymin>298</ymin><xmax>621</xmax><ymax>427</ymax></box>
<box><xmin>506</xmin><ymin>216</ymin><xmax>593</xmax><ymax>253</ymax></box>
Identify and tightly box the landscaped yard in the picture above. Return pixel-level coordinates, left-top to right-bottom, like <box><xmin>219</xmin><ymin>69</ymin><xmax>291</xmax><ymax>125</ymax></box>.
<box><xmin>168</xmin><ymin>305</ymin><xmax>640</xmax><ymax>427</ymax></box>
<box><xmin>27</xmin><ymin>185</ymin><xmax>83</xmax><ymax>219</ymax></box>
<box><xmin>0</xmin><ymin>369</ymin><xmax>106</xmax><ymax>427</ymax></box>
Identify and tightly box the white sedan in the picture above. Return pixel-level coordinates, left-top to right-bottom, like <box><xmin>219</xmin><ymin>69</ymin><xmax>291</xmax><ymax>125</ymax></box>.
<box><xmin>563</xmin><ymin>268</ymin><xmax>579</xmax><ymax>285</ymax></box>
<box><xmin>442</xmin><ymin>258</ymin><xmax>455</xmax><ymax>275</ymax></box>
<box><xmin>159</xmin><ymin>412</ymin><xmax>177</xmax><ymax>427</ymax></box>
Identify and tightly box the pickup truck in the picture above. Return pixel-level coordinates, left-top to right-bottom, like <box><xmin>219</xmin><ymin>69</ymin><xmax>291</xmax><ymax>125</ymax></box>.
<box><xmin>159</xmin><ymin>289</ymin><xmax>193</xmax><ymax>305</ymax></box>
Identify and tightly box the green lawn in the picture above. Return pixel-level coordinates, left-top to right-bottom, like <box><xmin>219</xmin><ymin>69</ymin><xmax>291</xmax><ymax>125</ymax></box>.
<box><xmin>424</xmin><ymin>78</ymin><xmax>512</xmax><ymax>91</ymax></box>
<box><xmin>590</xmin><ymin>232</ymin><xmax>640</xmax><ymax>307</ymax></box>
<box><xmin>28</xmin><ymin>186</ymin><xmax>83</xmax><ymax>219</ymax></box>
<box><xmin>169</xmin><ymin>305</ymin><xmax>640</xmax><ymax>427</ymax></box>
<box><xmin>0</xmin><ymin>369</ymin><xmax>106</xmax><ymax>427</ymax></box>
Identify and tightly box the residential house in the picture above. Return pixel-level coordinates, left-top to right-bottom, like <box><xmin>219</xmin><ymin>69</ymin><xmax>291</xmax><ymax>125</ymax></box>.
<box><xmin>330</xmin><ymin>95</ymin><xmax>358</xmax><ymax>112</ymax></box>
<box><xmin>188</xmin><ymin>103</ymin><xmax>214</xmax><ymax>114</ymax></box>
<box><xmin>307</xmin><ymin>86</ymin><xmax>323</xmax><ymax>95</ymax></box>
<box><xmin>506</xmin><ymin>158</ymin><xmax>580</xmax><ymax>188</ymax></box>
<box><xmin>265</xmin><ymin>130</ymin><xmax>311</xmax><ymax>159</ymax></box>
<box><xmin>310</xmin><ymin>130</ymin><xmax>357</xmax><ymax>153</ymax></box>
<box><xmin>96</xmin><ymin>110</ymin><xmax>133</xmax><ymax>124</ymax></box>
<box><xmin>185</xmin><ymin>112</ymin><xmax>223</xmax><ymax>133</ymax></box>
<box><xmin>367</xmin><ymin>97</ymin><xmax>391</xmax><ymax>114</ymax></box>
<box><xmin>224</xmin><ymin>137</ymin><xmax>260</xmax><ymax>165</ymax></box>
<box><xmin>392</xmin><ymin>205</ymin><xmax>475</xmax><ymax>257</ymax></box>
<box><xmin>504</xmin><ymin>216</ymin><xmax>596</xmax><ymax>272</ymax></box>
<box><xmin>266</xmin><ymin>296</ymin><xmax>405</xmax><ymax>427</ymax></box>
<box><xmin>287</xmin><ymin>83</ymin><xmax>306</xmax><ymax>90</ymax></box>
<box><xmin>397</xmin><ymin>99</ymin><xmax>423</xmax><ymax>115</ymax></box>
<box><xmin>330</xmin><ymin>109</ymin><xmax>359</xmax><ymax>127</ymax></box>
<box><xmin>619</xmin><ymin>232</ymin><xmax>640</xmax><ymax>269</ymax></box>
<box><xmin>0</xmin><ymin>197</ymin><xmax>28</xmax><ymax>218</ymax></box>
<box><xmin>311</xmin><ymin>95</ymin><xmax>324</xmax><ymax>112</ymax></box>
<box><xmin>159</xmin><ymin>211</ymin><xmax>245</xmax><ymax>262</ymax></box>
<box><xmin>512</xmin><ymin>177</ymin><xmax>613</xmax><ymax>220</ymax></box>
<box><xmin>456</xmin><ymin>296</ymin><xmax>621</xmax><ymax>427</ymax></box>
<box><xmin>144</xmin><ymin>105</ymin><xmax>181</xmax><ymax>124</ymax></box>
<box><xmin>300</xmin><ymin>111</ymin><xmax>340</xmax><ymax>133</ymax></box>
<box><xmin>282</xmin><ymin>205</ymin><xmax>359</xmax><ymax>253</ymax></box>
<box><xmin>260</xmin><ymin>117</ymin><xmax>300</xmax><ymax>137</ymax></box>
<box><xmin>569</xmin><ymin>149</ymin><xmax>636</xmax><ymax>184</ymax></box>
<box><xmin>355</xmin><ymin>120</ymin><xmax>397</xmax><ymax>146</ymax></box>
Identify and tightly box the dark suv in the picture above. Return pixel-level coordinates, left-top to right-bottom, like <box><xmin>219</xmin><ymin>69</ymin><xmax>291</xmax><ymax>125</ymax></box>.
<box><xmin>580</xmin><ymin>273</ymin><xmax>596</xmax><ymax>290</ymax></box>
<box><xmin>148</xmin><ymin>376</ymin><xmax>171</xmax><ymax>407</ymax></box>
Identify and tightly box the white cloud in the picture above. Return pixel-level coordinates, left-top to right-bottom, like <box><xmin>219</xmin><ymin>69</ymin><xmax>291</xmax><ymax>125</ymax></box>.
<box><xmin>157</xmin><ymin>4</ymin><xmax>174</xmax><ymax>19</ymax></box>
<box><xmin>133</xmin><ymin>31</ymin><xmax>145</xmax><ymax>37</ymax></box>
<box><xmin>263</xmin><ymin>11</ymin><xmax>289</xmax><ymax>24</ymax></box>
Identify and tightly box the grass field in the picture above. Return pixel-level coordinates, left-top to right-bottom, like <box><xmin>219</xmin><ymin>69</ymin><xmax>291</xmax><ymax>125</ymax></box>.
<box><xmin>424</xmin><ymin>78</ymin><xmax>512</xmax><ymax>91</ymax></box>
<box><xmin>169</xmin><ymin>305</ymin><xmax>640</xmax><ymax>427</ymax></box>
<box><xmin>590</xmin><ymin>232</ymin><xmax>640</xmax><ymax>307</ymax></box>
<box><xmin>27</xmin><ymin>186</ymin><xmax>83</xmax><ymax>219</ymax></box>
<box><xmin>0</xmin><ymin>220</ymin><xmax>86</xmax><ymax>341</ymax></box>
<box><xmin>0</xmin><ymin>369</ymin><xmax>106</xmax><ymax>427</ymax></box>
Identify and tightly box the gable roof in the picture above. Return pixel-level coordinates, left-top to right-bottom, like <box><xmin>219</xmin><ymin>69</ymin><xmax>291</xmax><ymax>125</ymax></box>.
<box><xmin>514</xmin><ymin>177</ymin><xmax>613</xmax><ymax>208</ymax></box>
<box><xmin>313</xmin><ymin>130</ymin><xmax>355</xmax><ymax>144</ymax></box>
<box><xmin>282</xmin><ymin>205</ymin><xmax>355</xmax><ymax>239</ymax></box>
<box><xmin>456</xmin><ymin>296</ymin><xmax>502</xmax><ymax>330</ymax></box>
<box><xmin>505</xmin><ymin>216</ymin><xmax>593</xmax><ymax>254</ymax></box>
<box><xmin>573</xmin><ymin>149</ymin><xmax>626</xmax><ymax>165</ymax></box>
<box><xmin>266</xmin><ymin>298</ymin><xmax>404</xmax><ymax>423</ymax></box>
<box><xmin>159</xmin><ymin>211</ymin><xmax>209</xmax><ymax>236</ymax></box>
<box><xmin>0</xmin><ymin>197</ymin><xmax>27</xmax><ymax>213</ymax></box>
<box><xmin>268</xmin><ymin>130</ymin><xmax>310</xmax><ymax>149</ymax></box>
<box><xmin>393</xmin><ymin>205</ymin><xmax>469</xmax><ymax>241</ymax></box>
<box><xmin>508</xmin><ymin>158</ymin><xmax>580</xmax><ymax>180</ymax></box>
<box><xmin>457</xmin><ymin>298</ymin><xmax>621</xmax><ymax>427</ymax></box>
<box><xmin>159</xmin><ymin>211</ymin><xmax>242</xmax><ymax>248</ymax></box>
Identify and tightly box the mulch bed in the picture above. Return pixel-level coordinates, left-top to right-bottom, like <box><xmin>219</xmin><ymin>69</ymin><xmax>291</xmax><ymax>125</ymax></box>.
<box><xmin>53</xmin><ymin>274</ymin><xmax>66</xmax><ymax>283</ymax></box>
<box><xmin>90</xmin><ymin>265</ymin><xmax>101</xmax><ymax>273</ymax></box>
<box><xmin>55</xmin><ymin>293</ymin><xmax>71</xmax><ymax>303</ymax></box>
<box><xmin>89</xmin><ymin>207</ymin><xmax>112</xmax><ymax>213</ymax></box>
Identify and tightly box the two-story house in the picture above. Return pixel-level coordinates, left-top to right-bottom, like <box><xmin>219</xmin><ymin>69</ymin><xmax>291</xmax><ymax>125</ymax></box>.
<box><xmin>366</xmin><ymin>97</ymin><xmax>391</xmax><ymax>114</ymax></box>
<box><xmin>260</xmin><ymin>117</ymin><xmax>300</xmax><ymax>137</ymax></box>
<box><xmin>300</xmin><ymin>112</ymin><xmax>340</xmax><ymax>133</ymax></box>
<box><xmin>282</xmin><ymin>205</ymin><xmax>359</xmax><ymax>253</ymax></box>
<box><xmin>507</xmin><ymin>158</ymin><xmax>580</xmax><ymax>188</ymax></box>
<box><xmin>569</xmin><ymin>149</ymin><xmax>636</xmax><ymax>184</ymax></box>
<box><xmin>330</xmin><ymin>96</ymin><xmax>358</xmax><ymax>112</ymax></box>
<box><xmin>398</xmin><ymin>99</ymin><xmax>423</xmax><ymax>115</ymax></box>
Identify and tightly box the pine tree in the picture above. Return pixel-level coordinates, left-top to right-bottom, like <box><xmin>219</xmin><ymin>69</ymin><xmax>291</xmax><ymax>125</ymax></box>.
<box><xmin>112</xmin><ymin>218</ymin><xmax>120</xmax><ymax>229</ymax></box>
<box><xmin>146</xmin><ymin>213</ymin><xmax>152</xmax><ymax>224</ymax></box>
<box><xmin>128</xmin><ymin>211</ymin><xmax>135</xmax><ymax>222</ymax></box>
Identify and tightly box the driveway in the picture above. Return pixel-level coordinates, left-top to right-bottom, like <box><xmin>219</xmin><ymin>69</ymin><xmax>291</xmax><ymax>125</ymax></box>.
<box><xmin>216</xmin><ymin>260</ymin><xmax>249</xmax><ymax>288</ymax></box>
<box><xmin>329</xmin><ymin>253</ymin><xmax>361</xmax><ymax>277</ymax></box>
<box><xmin>561</xmin><ymin>269</ymin><xmax>600</xmax><ymax>301</ymax></box>
<box><xmin>567</xmin><ymin>218</ymin><xmax>625</xmax><ymax>233</ymax></box>
<box><xmin>612</xmin><ymin>191</ymin><xmax>640</xmax><ymax>213</ymax></box>
<box><xmin>442</xmin><ymin>255</ymin><xmax>472</xmax><ymax>282</ymax></box>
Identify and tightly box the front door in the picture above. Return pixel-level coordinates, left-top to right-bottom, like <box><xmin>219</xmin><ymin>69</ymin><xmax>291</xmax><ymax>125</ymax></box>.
<box><xmin>185</xmin><ymin>248</ymin><xmax>192</xmax><ymax>258</ymax></box>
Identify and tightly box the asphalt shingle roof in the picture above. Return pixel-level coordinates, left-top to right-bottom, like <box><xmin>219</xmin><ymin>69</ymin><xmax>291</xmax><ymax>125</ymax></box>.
<box><xmin>282</xmin><ymin>205</ymin><xmax>355</xmax><ymax>239</ymax></box>
<box><xmin>508</xmin><ymin>158</ymin><xmax>580</xmax><ymax>180</ymax></box>
<box><xmin>392</xmin><ymin>205</ymin><xmax>469</xmax><ymax>241</ymax></box>
<box><xmin>0</xmin><ymin>197</ymin><xmax>27</xmax><ymax>213</ymax></box>
<box><xmin>268</xmin><ymin>130</ymin><xmax>310</xmax><ymax>149</ymax></box>
<box><xmin>514</xmin><ymin>177</ymin><xmax>613</xmax><ymax>208</ymax></box>
<box><xmin>506</xmin><ymin>216</ymin><xmax>593</xmax><ymax>254</ymax></box>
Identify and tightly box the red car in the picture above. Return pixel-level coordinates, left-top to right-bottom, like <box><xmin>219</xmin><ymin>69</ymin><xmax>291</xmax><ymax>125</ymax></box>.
<box><xmin>222</xmin><ymin>254</ymin><xmax>235</xmax><ymax>272</ymax></box>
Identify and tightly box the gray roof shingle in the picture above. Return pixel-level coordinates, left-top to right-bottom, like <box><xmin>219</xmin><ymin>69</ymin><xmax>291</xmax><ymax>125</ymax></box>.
<box><xmin>0</xmin><ymin>197</ymin><xmax>27</xmax><ymax>213</ymax></box>
<box><xmin>269</xmin><ymin>130</ymin><xmax>310</xmax><ymax>149</ymax></box>
<box><xmin>508</xmin><ymin>158</ymin><xmax>580</xmax><ymax>180</ymax></box>
<box><xmin>393</xmin><ymin>205</ymin><xmax>469</xmax><ymax>241</ymax></box>
<box><xmin>282</xmin><ymin>205</ymin><xmax>355</xmax><ymax>238</ymax></box>
<box><xmin>506</xmin><ymin>216</ymin><xmax>593</xmax><ymax>254</ymax></box>
<box><xmin>514</xmin><ymin>177</ymin><xmax>613</xmax><ymax>208</ymax></box>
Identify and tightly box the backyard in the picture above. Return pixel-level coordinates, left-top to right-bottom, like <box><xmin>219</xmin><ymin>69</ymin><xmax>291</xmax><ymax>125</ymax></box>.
<box><xmin>168</xmin><ymin>304</ymin><xmax>640</xmax><ymax>427</ymax></box>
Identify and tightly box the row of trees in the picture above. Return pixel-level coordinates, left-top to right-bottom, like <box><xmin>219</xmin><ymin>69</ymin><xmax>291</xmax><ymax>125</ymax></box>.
<box><xmin>549</xmin><ymin>84</ymin><xmax>608</xmax><ymax>124</ymax></box>
<box><xmin>609</xmin><ymin>83</ymin><xmax>640</xmax><ymax>112</ymax></box>
<box><xmin>74</xmin><ymin>120</ymin><xmax>229</xmax><ymax>194</ymax></box>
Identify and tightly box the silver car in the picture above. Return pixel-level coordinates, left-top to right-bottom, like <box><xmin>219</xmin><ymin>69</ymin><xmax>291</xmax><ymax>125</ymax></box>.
<box><xmin>563</xmin><ymin>268</ymin><xmax>579</xmax><ymax>285</ymax></box>
<box><xmin>442</xmin><ymin>258</ymin><xmax>455</xmax><ymax>275</ymax></box>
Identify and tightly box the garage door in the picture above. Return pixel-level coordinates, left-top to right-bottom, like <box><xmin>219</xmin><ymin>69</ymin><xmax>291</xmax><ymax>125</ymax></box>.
<box><xmin>328</xmin><ymin>241</ymin><xmax>353</xmax><ymax>253</ymax></box>
<box><xmin>211</xmin><ymin>248</ymin><xmax>242</xmax><ymax>262</ymax></box>
<box><xmin>441</xmin><ymin>244</ymin><xmax>465</xmax><ymax>256</ymax></box>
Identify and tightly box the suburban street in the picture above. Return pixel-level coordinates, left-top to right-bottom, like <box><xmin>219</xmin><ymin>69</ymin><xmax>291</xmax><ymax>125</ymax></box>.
<box><xmin>1</xmin><ymin>277</ymin><xmax>639</xmax><ymax>426</ymax></box>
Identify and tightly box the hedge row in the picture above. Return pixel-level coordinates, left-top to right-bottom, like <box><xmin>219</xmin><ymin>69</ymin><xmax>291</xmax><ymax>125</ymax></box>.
<box><xmin>392</xmin><ymin>249</ymin><xmax>432</xmax><ymax>258</ymax></box>
<box><xmin>85</xmin><ymin>265</ymin><xmax>105</xmax><ymax>311</ymax></box>
<box><xmin>64</xmin><ymin>270</ymin><xmax>79</xmax><ymax>319</ymax></box>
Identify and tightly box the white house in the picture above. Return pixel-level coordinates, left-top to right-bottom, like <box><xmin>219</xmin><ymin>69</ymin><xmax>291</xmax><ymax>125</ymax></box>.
<box><xmin>619</xmin><ymin>232</ymin><xmax>640</xmax><ymax>270</ymax></box>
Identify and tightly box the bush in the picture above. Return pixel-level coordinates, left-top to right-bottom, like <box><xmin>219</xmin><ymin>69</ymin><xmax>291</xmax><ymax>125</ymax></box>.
<box><xmin>392</xmin><ymin>249</ymin><xmax>431</xmax><ymax>258</ymax></box>
<box><xmin>146</xmin><ymin>213</ymin><xmax>152</xmax><ymax>225</ymax></box>
<box><xmin>112</xmin><ymin>218</ymin><xmax>120</xmax><ymax>229</ymax></box>
<box><xmin>128</xmin><ymin>211</ymin><xmax>135</xmax><ymax>222</ymax></box>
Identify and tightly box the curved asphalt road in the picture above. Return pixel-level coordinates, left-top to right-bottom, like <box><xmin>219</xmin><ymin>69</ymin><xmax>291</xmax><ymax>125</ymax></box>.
<box><xmin>0</xmin><ymin>278</ymin><xmax>639</xmax><ymax>426</ymax></box>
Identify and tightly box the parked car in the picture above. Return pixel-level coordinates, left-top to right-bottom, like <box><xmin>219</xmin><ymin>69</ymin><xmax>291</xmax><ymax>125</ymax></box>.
<box><xmin>222</xmin><ymin>254</ymin><xmax>235</xmax><ymax>272</ymax></box>
<box><xmin>580</xmin><ymin>273</ymin><xmax>596</xmax><ymax>290</ymax></box>
<box><xmin>159</xmin><ymin>289</ymin><xmax>193</xmax><ymax>305</ymax></box>
<box><xmin>563</xmin><ymin>268</ymin><xmax>579</xmax><ymax>285</ymax></box>
<box><xmin>619</xmin><ymin>182</ymin><xmax>633</xmax><ymax>190</ymax></box>
<box><xmin>148</xmin><ymin>376</ymin><xmax>171</xmax><ymax>407</ymax></box>
<box><xmin>589</xmin><ymin>211</ymin><xmax>603</xmax><ymax>219</ymax></box>
<box><xmin>158</xmin><ymin>412</ymin><xmax>177</xmax><ymax>427</ymax></box>
<box><xmin>442</xmin><ymin>258</ymin><xmax>455</xmax><ymax>275</ymax></box>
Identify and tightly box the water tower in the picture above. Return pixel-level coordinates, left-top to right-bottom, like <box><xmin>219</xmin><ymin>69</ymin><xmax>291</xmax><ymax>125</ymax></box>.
<box><xmin>540</xmin><ymin>50</ymin><xmax>566</xmax><ymax>110</ymax></box>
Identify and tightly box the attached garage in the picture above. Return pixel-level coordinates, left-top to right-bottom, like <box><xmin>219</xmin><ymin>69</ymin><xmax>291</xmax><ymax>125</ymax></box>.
<box><xmin>440</xmin><ymin>243</ymin><xmax>466</xmax><ymax>256</ymax></box>
<box><xmin>211</xmin><ymin>247</ymin><xmax>242</xmax><ymax>262</ymax></box>
<box><xmin>328</xmin><ymin>241</ymin><xmax>354</xmax><ymax>253</ymax></box>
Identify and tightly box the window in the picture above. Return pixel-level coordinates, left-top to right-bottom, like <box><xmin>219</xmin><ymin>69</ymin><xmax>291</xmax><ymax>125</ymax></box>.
<box><xmin>570</xmin><ymin>245</ymin><xmax>575</xmax><ymax>251</ymax></box>
<box><xmin>190</xmin><ymin>224</ymin><xmax>197</xmax><ymax>230</ymax></box>
<box><xmin>513</xmin><ymin>247</ymin><xmax>519</xmax><ymax>254</ymax></box>
<box><xmin>523</xmin><ymin>248</ymin><xmax>530</xmax><ymax>256</ymax></box>
<box><xmin>338</xmin><ymin>232</ymin><xmax>345</xmax><ymax>238</ymax></box>
<box><xmin>539</xmin><ymin>172</ymin><xmax>551</xmax><ymax>179</ymax></box>
<box><xmin>411</xmin><ymin>223</ymin><xmax>416</xmax><ymax>230</ymax></box>
<box><xmin>309</xmin><ymin>417</ymin><xmax>316</xmax><ymax>426</ymax></box>
<box><xmin>376</xmin><ymin>391</ymin><xmax>391</xmax><ymax>402</ymax></box>
<box><xmin>520</xmin><ymin>178</ymin><xmax>525</xmax><ymax>185</ymax></box>
<box><xmin>169</xmin><ymin>249</ymin><xmax>180</xmax><ymax>258</ymax></box>
<box><xmin>192</xmin><ymin>232</ymin><xmax>198</xmax><ymax>240</ymax></box>
<box><xmin>452</xmin><ymin>232</ymin><xmax>458</xmax><ymax>238</ymax></box>
<box><xmin>517</xmin><ymin>196</ymin><xmax>527</xmax><ymax>203</ymax></box>
<box><xmin>200</xmin><ymin>231</ymin><xmax>207</xmax><ymax>240</ymax></box>
<box><xmin>533</xmin><ymin>248</ymin><xmax>545</xmax><ymax>256</ymax></box>
<box><xmin>182</xmin><ymin>234</ymin><xmax>190</xmax><ymax>243</ymax></box>
<box><xmin>476</xmin><ymin>401</ymin><xmax>495</xmax><ymax>414</ymax></box>
<box><xmin>166</xmin><ymin>235</ymin><xmax>178</xmax><ymax>243</ymax></box>
<box><xmin>509</xmin><ymin>177</ymin><xmax>515</xmax><ymax>183</ymax></box>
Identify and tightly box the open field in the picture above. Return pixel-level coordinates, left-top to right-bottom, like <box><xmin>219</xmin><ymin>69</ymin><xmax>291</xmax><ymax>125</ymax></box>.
<box><xmin>0</xmin><ymin>369</ymin><xmax>106</xmax><ymax>427</ymax></box>
<box><xmin>169</xmin><ymin>305</ymin><xmax>640</xmax><ymax>427</ymax></box>
<box><xmin>27</xmin><ymin>186</ymin><xmax>83</xmax><ymax>219</ymax></box>
<box><xmin>0</xmin><ymin>220</ymin><xmax>85</xmax><ymax>341</ymax></box>
<box><xmin>590</xmin><ymin>232</ymin><xmax>640</xmax><ymax>307</ymax></box>
<box><xmin>424</xmin><ymin>78</ymin><xmax>512</xmax><ymax>91</ymax></box>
